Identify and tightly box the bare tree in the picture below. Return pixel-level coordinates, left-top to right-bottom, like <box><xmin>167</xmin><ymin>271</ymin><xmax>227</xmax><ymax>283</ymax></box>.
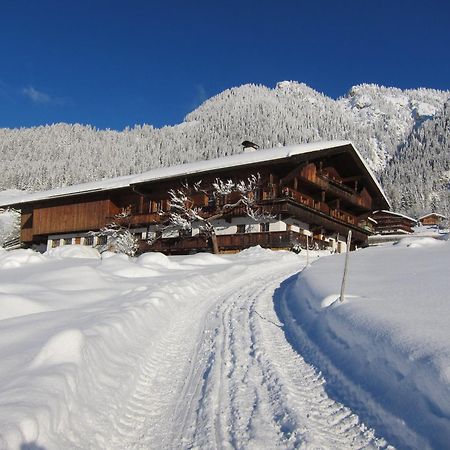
<box><xmin>162</xmin><ymin>174</ymin><xmax>273</xmax><ymax>254</ymax></box>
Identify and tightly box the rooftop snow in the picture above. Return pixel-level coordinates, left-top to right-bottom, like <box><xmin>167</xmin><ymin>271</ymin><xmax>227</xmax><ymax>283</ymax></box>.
<box><xmin>418</xmin><ymin>212</ymin><xmax>447</xmax><ymax>220</ymax></box>
<box><xmin>373</xmin><ymin>210</ymin><xmax>417</xmax><ymax>222</ymax></box>
<box><xmin>0</xmin><ymin>140</ymin><xmax>389</xmax><ymax>207</ymax></box>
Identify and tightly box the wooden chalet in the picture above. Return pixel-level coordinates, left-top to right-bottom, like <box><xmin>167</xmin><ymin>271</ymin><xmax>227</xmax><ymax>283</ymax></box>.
<box><xmin>418</xmin><ymin>213</ymin><xmax>447</xmax><ymax>227</ymax></box>
<box><xmin>371</xmin><ymin>210</ymin><xmax>417</xmax><ymax>235</ymax></box>
<box><xmin>0</xmin><ymin>141</ymin><xmax>390</xmax><ymax>254</ymax></box>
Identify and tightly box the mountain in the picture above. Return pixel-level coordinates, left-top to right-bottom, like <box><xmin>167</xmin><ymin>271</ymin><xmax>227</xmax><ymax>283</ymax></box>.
<box><xmin>0</xmin><ymin>81</ymin><xmax>449</xmax><ymax>216</ymax></box>
<box><xmin>381</xmin><ymin>101</ymin><xmax>450</xmax><ymax>217</ymax></box>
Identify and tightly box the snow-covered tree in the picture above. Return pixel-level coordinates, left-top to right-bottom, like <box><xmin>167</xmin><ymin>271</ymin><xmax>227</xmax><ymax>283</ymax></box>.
<box><xmin>0</xmin><ymin>208</ymin><xmax>20</xmax><ymax>247</ymax></box>
<box><xmin>163</xmin><ymin>174</ymin><xmax>272</xmax><ymax>254</ymax></box>
<box><xmin>90</xmin><ymin>210</ymin><xmax>139</xmax><ymax>256</ymax></box>
<box><xmin>382</xmin><ymin>101</ymin><xmax>450</xmax><ymax>217</ymax></box>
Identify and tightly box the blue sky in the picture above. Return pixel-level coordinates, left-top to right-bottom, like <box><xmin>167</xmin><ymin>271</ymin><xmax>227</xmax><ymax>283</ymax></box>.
<box><xmin>1</xmin><ymin>0</ymin><xmax>449</xmax><ymax>130</ymax></box>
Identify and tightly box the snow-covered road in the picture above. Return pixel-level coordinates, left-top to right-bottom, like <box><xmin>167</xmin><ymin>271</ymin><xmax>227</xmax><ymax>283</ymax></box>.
<box><xmin>96</xmin><ymin>258</ymin><xmax>384</xmax><ymax>449</ymax></box>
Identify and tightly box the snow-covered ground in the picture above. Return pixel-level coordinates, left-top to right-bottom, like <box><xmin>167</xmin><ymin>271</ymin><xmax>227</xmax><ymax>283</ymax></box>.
<box><xmin>282</xmin><ymin>237</ymin><xmax>450</xmax><ymax>449</ymax></box>
<box><xmin>0</xmin><ymin>240</ymin><xmax>449</xmax><ymax>449</ymax></box>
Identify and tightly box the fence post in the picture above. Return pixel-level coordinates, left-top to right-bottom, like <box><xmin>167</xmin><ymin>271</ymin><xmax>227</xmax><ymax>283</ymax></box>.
<box><xmin>339</xmin><ymin>230</ymin><xmax>352</xmax><ymax>302</ymax></box>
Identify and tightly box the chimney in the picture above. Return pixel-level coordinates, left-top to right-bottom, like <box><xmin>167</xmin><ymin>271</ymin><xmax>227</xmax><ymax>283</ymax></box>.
<box><xmin>241</xmin><ymin>140</ymin><xmax>259</xmax><ymax>153</ymax></box>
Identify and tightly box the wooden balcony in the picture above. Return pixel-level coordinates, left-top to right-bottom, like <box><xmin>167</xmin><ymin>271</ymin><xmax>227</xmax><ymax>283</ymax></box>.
<box><xmin>297</xmin><ymin>164</ymin><xmax>372</xmax><ymax>210</ymax></box>
<box><xmin>139</xmin><ymin>230</ymin><xmax>331</xmax><ymax>255</ymax></box>
<box><xmin>115</xmin><ymin>186</ymin><xmax>366</xmax><ymax>240</ymax></box>
<box><xmin>277</xmin><ymin>188</ymin><xmax>357</xmax><ymax>227</ymax></box>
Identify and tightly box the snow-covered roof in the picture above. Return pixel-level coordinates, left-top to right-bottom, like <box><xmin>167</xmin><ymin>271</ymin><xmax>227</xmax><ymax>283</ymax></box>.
<box><xmin>372</xmin><ymin>210</ymin><xmax>417</xmax><ymax>223</ymax></box>
<box><xmin>0</xmin><ymin>140</ymin><xmax>390</xmax><ymax>208</ymax></box>
<box><xmin>418</xmin><ymin>213</ymin><xmax>447</xmax><ymax>220</ymax></box>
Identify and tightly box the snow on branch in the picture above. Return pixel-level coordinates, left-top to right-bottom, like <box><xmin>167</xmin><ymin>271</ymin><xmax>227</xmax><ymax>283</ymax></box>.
<box><xmin>165</xmin><ymin>173</ymin><xmax>274</xmax><ymax>240</ymax></box>
<box><xmin>89</xmin><ymin>209</ymin><xmax>139</xmax><ymax>256</ymax></box>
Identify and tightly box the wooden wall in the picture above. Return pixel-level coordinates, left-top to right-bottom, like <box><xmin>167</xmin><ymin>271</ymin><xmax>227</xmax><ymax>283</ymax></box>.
<box><xmin>32</xmin><ymin>198</ymin><xmax>113</xmax><ymax>236</ymax></box>
<box><xmin>420</xmin><ymin>215</ymin><xmax>443</xmax><ymax>226</ymax></box>
<box><xmin>20</xmin><ymin>209</ymin><xmax>34</xmax><ymax>242</ymax></box>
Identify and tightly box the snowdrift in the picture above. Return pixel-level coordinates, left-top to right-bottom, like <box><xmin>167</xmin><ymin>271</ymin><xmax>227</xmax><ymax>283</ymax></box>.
<box><xmin>280</xmin><ymin>238</ymin><xmax>450</xmax><ymax>449</ymax></box>
<box><xmin>0</xmin><ymin>245</ymin><xmax>300</xmax><ymax>449</ymax></box>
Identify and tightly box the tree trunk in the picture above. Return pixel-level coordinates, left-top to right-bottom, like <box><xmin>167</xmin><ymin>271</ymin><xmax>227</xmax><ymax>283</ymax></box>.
<box><xmin>211</xmin><ymin>232</ymin><xmax>219</xmax><ymax>254</ymax></box>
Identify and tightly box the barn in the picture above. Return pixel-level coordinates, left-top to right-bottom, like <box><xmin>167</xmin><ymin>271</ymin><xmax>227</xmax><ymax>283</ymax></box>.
<box><xmin>0</xmin><ymin>141</ymin><xmax>390</xmax><ymax>254</ymax></box>
<box><xmin>418</xmin><ymin>213</ymin><xmax>447</xmax><ymax>227</ymax></box>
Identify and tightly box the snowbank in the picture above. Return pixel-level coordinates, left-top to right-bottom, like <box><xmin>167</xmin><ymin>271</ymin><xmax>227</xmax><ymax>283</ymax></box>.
<box><xmin>44</xmin><ymin>244</ymin><xmax>101</xmax><ymax>259</ymax></box>
<box><xmin>280</xmin><ymin>240</ymin><xmax>450</xmax><ymax>449</ymax></box>
<box><xmin>0</xmin><ymin>249</ymin><xmax>46</xmax><ymax>269</ymax></box>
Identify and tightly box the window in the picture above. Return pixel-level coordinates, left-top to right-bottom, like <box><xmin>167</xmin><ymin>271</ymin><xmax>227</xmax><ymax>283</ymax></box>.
<box><xmin>260</xmin><ymin>223</ymin><xmax>270</xmax><ymax>232</ymax></box>
<box><xmin>97</xmin><ymin>236</ymin><xmax>107</xmax><ymax>245</ymax></box>
<box><xmin>64</xmin><ymin>238</ymin><xmax>72</xmax><ymax>245</ymax></box>
<box><xmin>236</xmin><ymin>224</ymin><xmax>246</xmax><ymax>234</ymax></box>
<box><xmin>150</xmin><ymin>200</ymin><xmax>163</xmax><ymax>213</ymax></box>
<box><xmin>85</xmin><ymin>236</ymin><xmax>94</xmax><ymax>246</ymax></box>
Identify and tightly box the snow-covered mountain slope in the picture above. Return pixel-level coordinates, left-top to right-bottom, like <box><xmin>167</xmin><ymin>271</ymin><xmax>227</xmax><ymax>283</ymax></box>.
<box><xmin>381</xmin><ymin>102</ymin><xmax>450</xmax><ymax>216</ymax></box>
<box><xmin>338</xmin><ymin>84</ymin><xmax>449</xmax><ymax>170</ymax></box>
<box><xmin>0</xmin><ymin>81</ymin><xmax>448</xmax><ymax>215</ymax></box>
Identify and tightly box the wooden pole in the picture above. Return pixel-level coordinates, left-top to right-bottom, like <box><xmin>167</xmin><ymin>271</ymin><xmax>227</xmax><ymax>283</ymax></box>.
<box><xmin>339</xmin><ymin>230</ymin><xmax>352</xmax><ymax>302</ymax></box>
<box><xmin>306</xmin><ymin>234</ymin><xmax>310</xmax><ymax>266</ymax></box>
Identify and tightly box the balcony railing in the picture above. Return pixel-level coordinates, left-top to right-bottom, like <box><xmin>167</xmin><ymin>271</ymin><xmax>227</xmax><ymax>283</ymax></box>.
<box><xmin>139</xmin><ymin>230</ymin><xmax>331</xmax><ymax>254</ymax></box>
<box><xmin>297</xmin><ymin>165</ymin><xmax>372</xmax><ymax>210</ymax></box>
<box><xmin>280</xmin><ymin>188</ymin><xmax>357</xmax><ymax>227</ymax></box>
<box><xmin>117</xmin><ymin>186</ymin><xmax>361</xmax><ymax>231</ymax></box>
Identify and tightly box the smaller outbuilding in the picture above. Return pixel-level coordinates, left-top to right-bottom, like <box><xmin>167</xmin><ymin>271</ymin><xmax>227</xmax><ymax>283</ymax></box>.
<box><xmin>418</xmin><ymin>213</ymin><xmax>447</xmax><ymax>227</ymax></box>
<box><xmin>371</xmin><ymin>210</ymin><xmax>417</xmax><ymax>235</ymax></box>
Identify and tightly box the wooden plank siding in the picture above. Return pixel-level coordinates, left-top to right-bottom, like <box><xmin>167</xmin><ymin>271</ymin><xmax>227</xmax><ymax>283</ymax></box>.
<box><xmin>20</xmin><ymin>209</ymin><xmax>34</xmax><ymax>242</ymax></box>
<box><xmin>296</xmin><ymin>163</ymin><xmax>373</xmax><ymax>211</ymax></box>
<box><xmin>372</xmin><ymin>211</ymin><xmax>417</xmax><ymax>235</ymax></box>
<box><xmin>32</xmin><ymin>198</ymin><xmax>113</xmax><ymax>236</ymax></box>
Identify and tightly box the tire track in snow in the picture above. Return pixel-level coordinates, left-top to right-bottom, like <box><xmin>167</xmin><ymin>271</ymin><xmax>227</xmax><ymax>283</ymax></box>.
<box><xmin>101</xmin><ymin>259</ymin><xmax>391</xmax><ymax>449</ymax></box>
<box><xmin>176</xmin><ymin>265</ymin><xmax>391</xmax><ymax>449</ymax></box>
<box><xmin>104</xmin><ymin>286</ymin><xmax>216</xmax><ymax>450</ymax></box>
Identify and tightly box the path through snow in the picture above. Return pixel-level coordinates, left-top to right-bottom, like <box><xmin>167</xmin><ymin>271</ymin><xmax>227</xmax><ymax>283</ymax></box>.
<box><xmin>100</xmin><ymin>260</ymin><xmax>387</xmax><ymax>449</ymax></box>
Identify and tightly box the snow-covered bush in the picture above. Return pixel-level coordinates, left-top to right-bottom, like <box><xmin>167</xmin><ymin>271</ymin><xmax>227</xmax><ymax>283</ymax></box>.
<box><xmin>0</xmin><ymin>208</ymin><xmax>20</xmax><ymax>247</ymax></box>
<box><xmin>90</xmin><ymin>211</ymin><xmax>139</xmax><ymax>257</ymax></box>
